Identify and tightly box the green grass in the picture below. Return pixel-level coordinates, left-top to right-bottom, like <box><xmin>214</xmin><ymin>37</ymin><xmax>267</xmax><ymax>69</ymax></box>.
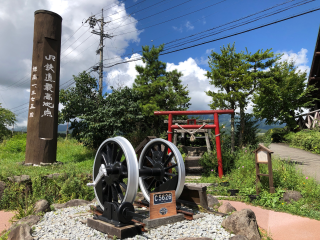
<box><xmin>0</xmin><ymin>134</ymin><xmax>96</xmax><ymax>217</ymax></box>
<box><xmin>0</xmin><ymin>134</ymin><xmax>95</xmax><ymax>179</ymax></box>
<box><xmin>196</xmin><ymin>144</ymin><xmax>320</xmax><ymax>221</ymax></box>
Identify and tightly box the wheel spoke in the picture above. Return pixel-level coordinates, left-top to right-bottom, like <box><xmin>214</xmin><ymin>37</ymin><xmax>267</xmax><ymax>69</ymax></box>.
<box><xmin>101</xmin><ymin>152</ymin><xmax>110</xmax><ymax>165</ymax></box>
<box><xmin>114</xmin><ymin>182</ymin><xmax>124</xmax><ymax>202</ymax></box>
<box><xmin>157</xmin><ymin>143</ymin><xmax>162</xmax><ymax>152</ymax></box>
<box><xmin>119</xmin><ymin>181</ymin><xmax>127</xmax><ymax>191</ymax></box>
<box><xmin>163</xmin><ymin>153</ymin><xmax>174</xmax><ymax>167</ymax></box>
<box><xmin>146</xmin><ymin>156</ymin><xmax>156</xmax><ymax>166</ymax></box>
<box><xmin>165</xmin><ymin>163</ymin><xmax>177</xmax><ymax>170</ymax></box>
<box><xmin>106</xmin><ymin>144</ymin><xmax>113</xmax><ymax>164</ymax></box>
<box><xmin>163</xmin><ymin>176</ymin><xmax>169</xmax><ymax>181</ymax></box>
<box><xmin>165</xmin><ymin>172</ymin><xmax>176</xmax><ymax>177</ymax></box>
<box><xmin>161</xmin><ymin>145</ymin><xmax>168</xmax><ymax>163</ymax></box>
<box><xmin>112</xmin><ymin>143</ymin><xmax>118</xmax><ymax>163</ymax></box>
<box><xmin>115</xmin><ymin>148</ymin><xmax>123</xmax><ymax>163</ymax></box>
<box><xmin>146</xmin><ymin>178</ymin><xmax>156</xmax><ymax>191</ymax></box>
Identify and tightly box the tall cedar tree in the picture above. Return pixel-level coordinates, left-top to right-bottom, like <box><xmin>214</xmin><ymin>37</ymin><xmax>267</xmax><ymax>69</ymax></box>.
<box><xmin>206</xmin><ymin>43</ymin><xmax>280</xmax><ymax>150</ymax></box>
<box><xmin>253</xmin><ymin>60</ymin><xmax>318</xmax><ymax>130</ymax></box>
<box><xmin>133</xmin><ymin>44</ymin><xmax>191</xmax><ymax>133</ymax></box>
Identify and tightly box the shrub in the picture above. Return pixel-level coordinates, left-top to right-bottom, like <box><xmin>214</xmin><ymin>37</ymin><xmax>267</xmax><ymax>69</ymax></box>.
<box><xmin>265</xmin><ymin>127</ymin><xmax>289</xmax><ymax>143</ymax></box>
<box><xmin>200</xmin><ymin>129</ymin><xmax>236</xmax><ymax>176</ymax></box>
<box><xmin>1</xmin><ymin>133</ymin><xmax>27</xmax><ymax>153</ymax></box>
<box><xmin>284</xmin><ymin>130</ymin><xmax>320</xmax><ymax>154</ymax></box>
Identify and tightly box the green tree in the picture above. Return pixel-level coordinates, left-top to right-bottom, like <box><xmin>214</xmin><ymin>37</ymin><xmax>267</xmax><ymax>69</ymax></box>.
<box><xmin>235</xmin><ymin>113</ymin><xmax>260</xmax><ymax>149</ymax></box>
<box><xmin>252</xmin><ymin>60</ymin><xmax>318</xmax><ymax>130</ymax></box>
<box><xmin>59</xmin><ymin>71</ymin><xmax>143</xmax><ymax>149</ymax></box>
<box><xmin>0</xmin><ymin>103</ymin><xmax>16</xmax><ymax>141</ymax></box>
<box><xmin>205</xmin><ymin>43</ymin><xmax>280</xmax><ymax>150</ymax></box>
<box><xmin>133</xmin><ymin>44</ymin><xmax>191</xmax><ymax>135</ymax></box>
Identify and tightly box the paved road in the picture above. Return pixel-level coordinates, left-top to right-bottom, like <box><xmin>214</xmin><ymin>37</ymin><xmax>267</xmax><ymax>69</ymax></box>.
<box><xmin>269</xmin><ymin>143</ymin><xmax>320</xmax><ymax>183</ymax></box>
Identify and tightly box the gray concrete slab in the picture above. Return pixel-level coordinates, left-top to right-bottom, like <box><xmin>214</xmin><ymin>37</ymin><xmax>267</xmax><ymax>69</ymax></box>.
<box><xmin>268</xmin><ymin>143</ymin><xmax>320</xmax><ymax>183</ymax></box>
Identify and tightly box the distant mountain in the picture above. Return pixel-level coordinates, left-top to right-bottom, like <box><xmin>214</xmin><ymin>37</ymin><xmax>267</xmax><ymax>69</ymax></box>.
<box><xmin>186</xmin><ymin>114</ymin><xmax>285</xmax><ymax>133</ymax></box>
<box><xmin>14</xmin><ymin>115</ymin><xmax>285</xmax><ymax>135</ymax></box>
<box><xmin>58</xmin><ymin>124</ymin><xmax>72</xmax><ymax>133</ymax></box>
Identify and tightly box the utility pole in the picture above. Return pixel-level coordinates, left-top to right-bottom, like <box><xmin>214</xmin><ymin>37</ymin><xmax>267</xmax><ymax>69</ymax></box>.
<box><xmin>85</xmin><ymin>9</ymin><xmax>113</xmax><ymax>96</ymax></box>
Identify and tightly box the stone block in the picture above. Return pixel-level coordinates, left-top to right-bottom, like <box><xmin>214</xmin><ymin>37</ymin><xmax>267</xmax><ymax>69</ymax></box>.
<box><xmin>143</xmin><ymin>213</ymin><xmax>184</xmax><ymax>229</ymax></box>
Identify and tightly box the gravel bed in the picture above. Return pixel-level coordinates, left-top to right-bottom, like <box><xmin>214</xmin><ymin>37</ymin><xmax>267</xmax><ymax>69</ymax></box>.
<box><xmin>31</xmin><ymin>203</ymin><xmax>234</xmax><ymax>240</ymax></box>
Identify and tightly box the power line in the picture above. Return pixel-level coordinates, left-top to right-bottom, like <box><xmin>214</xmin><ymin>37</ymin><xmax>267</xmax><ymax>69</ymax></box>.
<box><xmin>164</xmin><ymin>0</ymin><xmax>314</xmax><ymax>51</ymax></box>
<box><xmin>97</xmin><ymin>0</ymin><xmax>147</xmax><ymax>19</ymax></box>
<box><xmin>101</xmin><ymin>0</ymin><xmax>311</xmax><ymax>64</ymax></box>
<box><xmin>109</xmin><ymin>0</ymin><xmax>200</xmax><ymax>33</ymax></box>
<box><xmin>61</xmin><ymin>28</ymin><xmax>91</xmax><ymax>55</ymax></box>
<box><xmin>99</xmin><ymin>6</ymin><xmax>320</xmax><ymax>70</ymax></box>
<box><xmin>61</xmin><ymin>22</ymin><xmax>86</xmax><ymax>47</ymax></box>
<box><xmin>113</xmin><ymin>0</ymin><xmax>227</xmax><ymax>37</ymax></box>
<box><xmin>110</xmin><ymin>0</ymin><xmax>169</xmax><ymax>23</ymax></box>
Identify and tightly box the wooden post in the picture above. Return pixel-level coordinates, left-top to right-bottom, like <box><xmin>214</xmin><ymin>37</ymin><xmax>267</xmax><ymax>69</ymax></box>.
<box><xmin>254</xmin><ymin>144</ymin><xmax>275</xmax><ymax>194</ymax></box>
<box><xmin>204</xmin><ymin>131</ymin><xmax>211</xmax><ymax>152</ymax></box>
<box><xmin>173</xmin><ymin>132</ymin><xmax>178</xmax><ymax>146</ymax></box>
<box><xmin>25</xmin><ymin>10</ymin><xmax>62</xmax><ymax>164</ymax></box>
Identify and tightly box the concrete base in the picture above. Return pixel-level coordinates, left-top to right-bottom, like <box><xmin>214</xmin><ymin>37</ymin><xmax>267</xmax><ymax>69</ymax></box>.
<box><xmin>143</xmin><ymin>213</ymin><xmax>184</xmax><ymax>229</ymax></box>
<box><xmin>87</xmin><ymin>218</ymin><xmax>142</xmax><ymax>240</ymax></box>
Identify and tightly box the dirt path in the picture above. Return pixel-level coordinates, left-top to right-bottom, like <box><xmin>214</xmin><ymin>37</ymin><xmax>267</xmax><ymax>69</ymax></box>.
<box><xmin>269</xmin><ymin>143</ymin><xmax>320</xmax><ymax>183</ymax></box>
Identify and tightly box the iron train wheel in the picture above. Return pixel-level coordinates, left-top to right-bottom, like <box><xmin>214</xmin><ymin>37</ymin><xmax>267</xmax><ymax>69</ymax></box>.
<box><xmin>92</xmin><ymin>136</ymin><xmax>138</xmax><ymax>211</ymax></box>
<box><xmin>138</xmin><ymin>138</ymin><xmax>185</xmax><ymax>202</ymax></box>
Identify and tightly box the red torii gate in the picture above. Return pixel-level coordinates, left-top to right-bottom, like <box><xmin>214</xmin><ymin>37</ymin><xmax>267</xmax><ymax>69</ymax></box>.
<box><xmin>154</xmin><ymin>110</ymin><xmax>234</xmax><ymax>178</ymax></box>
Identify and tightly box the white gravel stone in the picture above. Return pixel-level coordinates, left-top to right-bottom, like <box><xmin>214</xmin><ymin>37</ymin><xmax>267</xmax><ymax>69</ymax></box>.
<box><xmin>31</xmin><ymin>204</ymin><xmax>235</xmax><ymax>240</ymax></box>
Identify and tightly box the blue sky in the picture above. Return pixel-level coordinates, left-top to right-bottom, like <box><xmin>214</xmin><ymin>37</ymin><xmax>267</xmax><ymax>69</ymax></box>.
<box><xmin>0</xmin><ymin>0</ymin><xmax>319</xmax><ymax>129</ymax></box>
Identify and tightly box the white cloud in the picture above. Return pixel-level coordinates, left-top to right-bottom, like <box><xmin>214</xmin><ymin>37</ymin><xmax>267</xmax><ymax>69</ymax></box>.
<box><xmin>206</xmin><ymin>48</ymin><xmax>214</xmax><ymax>54</ymax></box>
<box><xmin>166</xmin><ymin>57</ymin><xmax>217</xmax><ymax>111</ymax></box>
<box><xmin>279</xmin><ymin>48</ymin><xmax>310</xmax><ymax>73</ymax></box>
<box><xmin>185</xmin><ymin>21</ymin><xmax>194</xmax><ymax>31</ymax></box>
<box><xmin>0</xmin><ymin>0</ymin><xmax>141</xmax><ymax>127</ymax></box>
<box><xmin>195</xmin><ymin>56</ymin><xmax>208</xmax><ymax>66</ymax></box>
<box><xmin>173</xmin><ymin>26</ymin><xmax>183</xmax><ymax>33</ymax></box>
<box><xmin>106</xmin><ymin>53</ymin><xmax>145</xmax><ymax>89</ymax></box>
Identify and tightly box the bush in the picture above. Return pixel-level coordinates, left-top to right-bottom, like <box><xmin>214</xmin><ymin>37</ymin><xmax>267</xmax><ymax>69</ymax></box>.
<box><xmin>1</xmin><ymin>133</ymin><xmax>27</xmax><ymax>153</ymax></box>
<box><xmin>199</xmin><ymin>128</ymin><xmax>236</xmax><ymax>176</ymax></box>
<box><xmin>265</xmin><ymin>127</ymin><xmax>289</xmax><ymax>143</ymax></box>
<box><xmin>284</xmin><ymin>130</ymin><xmax>320</xmax><ymax>154</ymax></box>
<box><xmin>0</xmin><ymin>173</ymin><xmax>95</xmax><ymax>211</ymax></box>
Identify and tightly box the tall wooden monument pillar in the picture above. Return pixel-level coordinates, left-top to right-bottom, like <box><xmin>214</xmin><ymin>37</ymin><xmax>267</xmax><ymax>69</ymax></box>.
<box><xmin>25</xmin><ymin>10</ymin><xmax>62</xmax><ymax>164</ymax></box>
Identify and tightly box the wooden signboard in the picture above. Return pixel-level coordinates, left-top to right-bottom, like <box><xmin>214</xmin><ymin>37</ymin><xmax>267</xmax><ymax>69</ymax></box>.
<box><xmin>149</xmin><ymin>190</ymin><xmax>176</xmax><ymax>220</ymax></box>
<box><xmin>254</xmin><ymin>144</ymin><xmax>275</xmax><ymax>194</ymax></box>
